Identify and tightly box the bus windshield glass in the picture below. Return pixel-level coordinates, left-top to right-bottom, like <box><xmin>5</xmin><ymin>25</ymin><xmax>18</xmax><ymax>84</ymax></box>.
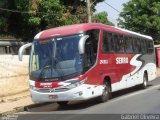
<box><xmin>30</xmin><ymin>34</ymin><xmax>83</xmax><ymax>81</ymax></box>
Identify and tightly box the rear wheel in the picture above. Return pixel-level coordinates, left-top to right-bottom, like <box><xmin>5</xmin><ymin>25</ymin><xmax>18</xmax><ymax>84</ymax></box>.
<box><xmin>141</xmin><ymin>73</ymin><xmax>148</xmax><ymax>89</ymax></box>
<box><xmin>57</xmin><ymin>101</ymin><xmax>68</xmax><ymax>106</ymax></box>
<box><xmin>99</xmin><ymin>81</ymin><xmax>111</xmax><ymax>102</ymax></box>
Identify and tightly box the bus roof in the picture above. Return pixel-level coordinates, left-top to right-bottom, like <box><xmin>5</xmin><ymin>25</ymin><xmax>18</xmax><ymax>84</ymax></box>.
<box><xmin>34</xmin><ymin>23</ymin><xmax>152</xmax><ymax>40</ymax></box>
<box><xmin>34</xmin><ymin>23</ymin><xmax>124</xmax><ymax>39</ymax></box>
<box><xmin>114</xmin><ymin>27</ymin><xmax>153</xmax><ymax>40</ymax></box>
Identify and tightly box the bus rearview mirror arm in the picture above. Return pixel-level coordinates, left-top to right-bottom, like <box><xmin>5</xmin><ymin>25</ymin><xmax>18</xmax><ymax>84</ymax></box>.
<box><xmin>78</xmin><ymin>35</ymin><xmax>89</xmax><ymax>54</ymax></box>
<box><xmin>18</xmin><ymin>43</ymin><xmax>32</xmax><ymax>61</ymax></box>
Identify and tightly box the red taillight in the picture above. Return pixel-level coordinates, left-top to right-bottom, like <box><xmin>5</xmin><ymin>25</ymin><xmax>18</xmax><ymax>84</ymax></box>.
<box><xmin>35</xmin><ymin>82</ymin><xmax>62</xmax><ymax>88</ymax></box>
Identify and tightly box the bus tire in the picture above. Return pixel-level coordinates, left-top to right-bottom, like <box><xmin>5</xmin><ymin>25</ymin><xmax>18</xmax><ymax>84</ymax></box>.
<box><xmin>141</xmin><ymin>72</ymin><xmax>148</xmax><ymax>89</ymax></box>
<box><xmin>57</xmin><ymin>101</ymin><xmax>68</xmax><ymax>106</ymax></box>
<box><xmin>99</xmin><ymin>81</ymin><xmax>111</xmax><ymax>102</ymax></box>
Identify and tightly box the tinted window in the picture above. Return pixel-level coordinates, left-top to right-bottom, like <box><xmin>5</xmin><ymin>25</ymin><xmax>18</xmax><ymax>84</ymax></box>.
<box><xmin>147</xmin><ymin>41</ymin><xmax>154</xmax><ymax>54</ymax></box>
<box><xmin>141</xmin><ymin>39</ymin><xmax>147</xmax><ymax>54</ymax></box>
<box><xmin>132</xmin><ymin>38</ymin><xmax>139</xmax><ymax>53</ymax></box>
<box><xmin>102</xmin><ymin>32</ymin><xmax>109</xmax><ymax>53</ymax></box>
<box><xmin>102</xmin><ymin>32</ymin><xmax>153</xmax><ymax>54</ymax></box>
<box><xmin>137</xmin><ymin>38</ymin><xmax>141</xmax><ymax>53</ymax></box>
<box><xmin>109</xmin><ymin>33</ymin><xmax>116</xmax><ymax>52</ymax></box>
<box><xmin>86</xmin><ymin>30</ymin><xmax>100</xmax><ymax>55</ymax></box>
<box><xmin>118</xmin><ymin>35</ymin><xmax>125</xmax><ymax>53</ymax></box>
<box><xmin>125</xmin><ymin>36</ymin><xmax>133</xmax><ymax>53</ymax></box>
<box><xmin>102</xmin><ymin>33</ymin><xmax>127</xmax><ymax>53</ymax></box>
<box><xmin>84</xmin><ymin>30</ymin><xmax>100</xmax><ymax>71</ymax></box>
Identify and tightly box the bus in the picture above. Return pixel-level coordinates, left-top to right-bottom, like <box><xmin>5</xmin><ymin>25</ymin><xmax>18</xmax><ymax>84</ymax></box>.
<box><xmin>19</xmin><ymin>23</ymin><xmax>156</xmax><ymax>105</ymax></box>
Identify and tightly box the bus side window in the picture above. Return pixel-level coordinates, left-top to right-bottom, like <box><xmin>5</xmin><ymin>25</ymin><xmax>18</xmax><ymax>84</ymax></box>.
<box><xmin>148</xmin><ymin>41</ymin><xmax>154</xmax><ymax>54</ymax></box>
<box><xmin>114</xmin><ymin>34</ymin><xmax>119</xmax><ymax>52</ymax></box>
<box><xmin>84</xmin><ymin>29</ymin><xmax>100</xmax><ymax>71</ymax></box>
<box><xmin>137</xmin><ymin>38</ymin><xmax>141</xmax><ymax>53</ymax></box>
<box><xmin>85</xmin><ymin>42</ymin><xmax>94</xmax><ymax>65</ymax></box>
<box><xmin>102</xmin><ymin>31</ymin><xmax>109</xmax><ymax>53</ymax></box>
<box><xmin>108</xmin><ymin>33</ymin><xmax>115</xmax><ymax>52</ymax></box>
<box><xmin>141</xmin><ymin>39</ymin><xmax>147</xmax><ymax>54</ymax></box>
<box><xmin>105</xmin><ymin>33</ymin><xmax>113</xmax><ymax>53</ymax></box>
<box><xmin>125</xmin><ymin>36</ymin><xmax>133</xmax><ymax>53</ymax></box>
<box><xmin>133</xmin><ymin>37</ymin><xmax>138</xmax><ymax>53</ymax></box>
<box><xmin>119</xmin><ymin>35</ymin><xmax>125</xmax><ymax>53</ymax></box>
<box><xmin>86</xmin><ymin>30</ymin><xmax>100</xmax><ymax>57</ymax></box>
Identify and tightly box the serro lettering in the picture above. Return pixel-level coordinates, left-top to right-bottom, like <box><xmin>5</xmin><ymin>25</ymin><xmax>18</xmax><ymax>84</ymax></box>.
<box><xmin>116</xmin><ymin>57</ymin><xmax>128</xmax><ymax>64</ymax></box>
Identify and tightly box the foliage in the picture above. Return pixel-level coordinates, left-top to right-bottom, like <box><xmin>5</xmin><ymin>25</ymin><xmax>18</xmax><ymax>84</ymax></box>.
<box><xmin>118</xmin><ymin>0</ymin><xmax>160</xmax><ymax>43</ymax></box>
<box><xmin>0</xmin><ymin>0</ymin><xmax>10</xmax><ymax>35</ymax></box>
<box><xmin>0</xmin><ymin>0</ymin><xmax>114</xmax><ymax>41</ymax></box>
<box><xmin>92</xmin><ymin>12</ymin><xmax>114</xmax><ymax>26</ymax></box>
<box><xmin>60</xmin><ymin>5</ymin><xmax>87</xmax><ymax>25</ymax></box>
<box><xmin>60</xmin><ymin>0</ymin><xmax>104</xmax><ymax>14</ymax></box>
<box><xmin>8</xmin><ymin>0</ymin><xmax>64</xmax><ymax>41</ymax></box>
<box><xmin>60</xmin><ymin>0</ymin><xmax>105</xmax><ymax>24</ymax></box>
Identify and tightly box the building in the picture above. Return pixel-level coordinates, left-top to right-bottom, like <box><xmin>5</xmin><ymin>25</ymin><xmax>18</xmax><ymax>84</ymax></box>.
<box><xmin>0</xmin><ymin>38</ymin><xmax>29</xmax><ymax>55</ymax></box>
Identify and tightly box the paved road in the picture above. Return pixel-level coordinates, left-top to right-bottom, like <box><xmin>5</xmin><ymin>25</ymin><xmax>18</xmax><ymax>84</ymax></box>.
<box><xmin>16</xmin><ymin>78</ymin><xmax>160</xmax><ymax>120</ymax></box>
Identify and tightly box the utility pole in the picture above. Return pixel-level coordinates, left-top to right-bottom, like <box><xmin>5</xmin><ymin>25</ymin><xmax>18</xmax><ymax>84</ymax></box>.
<box><xmin>86</xmin><ymin>0</ymin><xmax>92</xmax><ymax>23</ymax></box>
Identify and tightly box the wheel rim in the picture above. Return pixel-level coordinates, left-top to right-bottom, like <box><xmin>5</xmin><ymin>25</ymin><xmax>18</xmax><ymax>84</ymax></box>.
<box><xmin>143</xmin><ymin>74</ymin><xmax>148</xmax><ymax>87</ymax></box>
<box><xmin>144</xmin><ymin>78</ymin><xmax>147</xmax><ymax>87</ymax></box>
<box><xmin>102</xmin><ymin>84</ymin><xmax>109</xmax><ymax>101</ymax></box>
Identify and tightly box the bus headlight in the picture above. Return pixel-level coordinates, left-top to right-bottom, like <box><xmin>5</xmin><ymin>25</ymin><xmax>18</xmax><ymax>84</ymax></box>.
<box><xmin>64</xmin><ymin>78</ymin><xmax>87</xmax><ymax>89</ymax></box>
<box><xmin>30</xmin><ymin>85</ymin><xmax>39</xmax><ymax>91</ymax></box>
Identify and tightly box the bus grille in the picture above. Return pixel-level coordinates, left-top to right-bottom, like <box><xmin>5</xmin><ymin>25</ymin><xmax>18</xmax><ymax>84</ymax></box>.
<box><xmin>36</xmin><ymin>87</ymin><xmax>70</xmax><ymax>93</ymax></box>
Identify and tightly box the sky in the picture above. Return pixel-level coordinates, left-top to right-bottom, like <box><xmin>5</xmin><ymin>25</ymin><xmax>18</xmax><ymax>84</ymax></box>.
<box><xmin>95</xmin><ymin>0</ymin><xmax>129</xmax><ymax>26</ymax></box>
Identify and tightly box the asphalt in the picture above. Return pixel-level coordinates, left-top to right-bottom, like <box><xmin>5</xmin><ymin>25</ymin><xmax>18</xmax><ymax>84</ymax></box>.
<box><xmin>10</xmin><ymin>78</ymin><xmax>160</xmax><ymax>120</ymax></box>
<box><xmin>0</xmin><ymin>69</ymin><xmax>160</xmax><ymax>116</ymax></box>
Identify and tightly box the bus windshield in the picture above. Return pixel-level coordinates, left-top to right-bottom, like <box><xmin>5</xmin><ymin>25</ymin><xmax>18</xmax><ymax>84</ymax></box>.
<box><xmin>30</xmin><ymin>34</ymin><xmax>83</xmax><ymax>81</ymax></box>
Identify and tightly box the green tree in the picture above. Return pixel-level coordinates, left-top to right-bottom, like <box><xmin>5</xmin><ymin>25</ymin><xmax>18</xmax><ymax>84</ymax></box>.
<box><xmin>118</xmin><ymin>0</ymin><xmax>160</xmax><ymax>43</ymax></box>
<box><xmin>8</xmin><ymin>0</ymin><xmax>64</xmax><ymax>41</ymax></box>
<box><xmin>0</xmin><ymin>0</ymin><xmax>105</xmax><ymax>41</ymax></box>
<box><xmin>60</xmin><ymin>0</ymin><xmax>105</xmax><ymax>24</ymax></box>
<box><xmin>0</xmin><ymin>0</ymin><xmax>11</xmax><ymax>36</ymax></box>
<box><xmin>0</xmin><ymin>0</ymin><xmax>64</xmax><ymax>41</ymax></box>
<box><xmin>92</xmin><ymin>11</ymin><xmax>114</xmax><ymax>25</ymax></box>
<box><xmin>7</xmin><ymin>0</ymin><xmax>30</xmax><ymax>40</ymax></box>
<box><xmin>60</xmin><ymin>0</ymin><xmax>104</xmax><ymax>14</ymax></box>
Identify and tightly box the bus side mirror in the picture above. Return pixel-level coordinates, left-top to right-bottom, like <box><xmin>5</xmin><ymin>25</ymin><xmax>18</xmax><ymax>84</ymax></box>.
<box><xmin>18</xmin><ymin>43</ymin><xmax>32</xmax><ymax>61</ymax></box>
<box><xmin>78</xmin><ymin>35</ymin><xmax>89</xmax><ymax>54</ymax></box>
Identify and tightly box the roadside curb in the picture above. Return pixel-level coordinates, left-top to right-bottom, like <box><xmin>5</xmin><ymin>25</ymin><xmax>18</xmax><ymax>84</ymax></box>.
<box><xmin>0</xmin><ymin>107</ymin><xmax>25</xmax><ymax>117</ymax></box>
<box><xmin>0</xmin><ymin>102</ymin><xmax>53</xmax><ymax>116</ymax></box>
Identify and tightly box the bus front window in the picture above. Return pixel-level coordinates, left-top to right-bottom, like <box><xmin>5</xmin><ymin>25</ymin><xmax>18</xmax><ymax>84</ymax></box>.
<box><xmin>30</xmin><ymin>34</ymin><xmax>83</xmax><ymax>81</ymax></box>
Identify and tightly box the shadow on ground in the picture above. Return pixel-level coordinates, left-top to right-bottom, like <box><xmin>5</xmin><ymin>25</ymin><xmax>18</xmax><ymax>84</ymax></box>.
<box><xmin>25</xmin><ymin>84</ymin><xmax>153</xmax><ymax>112</ymax></box>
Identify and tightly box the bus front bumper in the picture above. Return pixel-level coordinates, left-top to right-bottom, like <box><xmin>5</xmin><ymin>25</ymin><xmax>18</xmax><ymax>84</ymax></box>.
<box><xmin>30</xmin><ymin>84</ymin><xmax>103</xmax><ymax>102</ymax></box>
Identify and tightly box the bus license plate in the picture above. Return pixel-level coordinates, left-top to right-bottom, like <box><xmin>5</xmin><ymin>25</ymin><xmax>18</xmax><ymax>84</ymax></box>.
<box><xmin>48</xmin><ymin>95</ymin><xmax>58</xmax><ymax>99</ymax></box>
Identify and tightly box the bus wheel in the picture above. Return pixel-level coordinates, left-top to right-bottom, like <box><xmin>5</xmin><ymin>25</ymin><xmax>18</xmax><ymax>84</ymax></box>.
<box><xmin>57</xmin><ymin>101</ymin><xmax>68</xmax><ymax>106</ymax></box>
<box><xmin>141</xmin><ymin>73</ymin><xmax>148</xmax><ymax>89</ymax></box>
<box><xmin>99</xmin><ymin>81</ymin><xmax>111</xmax><ymax>102</ymax></box>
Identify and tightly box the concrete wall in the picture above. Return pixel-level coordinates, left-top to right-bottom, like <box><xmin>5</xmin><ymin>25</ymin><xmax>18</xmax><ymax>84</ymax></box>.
<box><xmin>0</xmin><ymin>55</ymin><xmax>29</xmax><ymax>97</ymax></box>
